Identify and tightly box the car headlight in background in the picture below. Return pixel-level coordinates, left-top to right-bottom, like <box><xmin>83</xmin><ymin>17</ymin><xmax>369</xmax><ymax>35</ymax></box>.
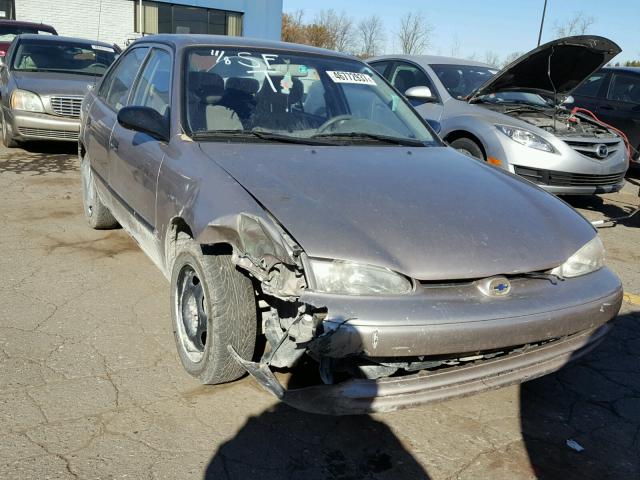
<box><xmin>496</xmin><ymin>124</ymin><xmax>556</xmax><ymax>153</ymax></box>
<box><xmin>308</xmin><ymin>258</ymin><xmax>413</xmax><ymax>295</ymax></box>
<box><xmin>11</xmin><ymin>89</ymin><xmax>44</xmax><ymax>112</ymax></box>
<box><xmin>551</xmin><ymin>236</ymin><xmax>604</xmax><ymax>278</ymax></box>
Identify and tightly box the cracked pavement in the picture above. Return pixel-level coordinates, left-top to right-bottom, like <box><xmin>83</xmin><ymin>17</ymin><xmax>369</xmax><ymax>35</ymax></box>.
<box><xmin>0</xmin><ymin>142</ymin><xmax>639</xmax><ymax>479</ymax></box>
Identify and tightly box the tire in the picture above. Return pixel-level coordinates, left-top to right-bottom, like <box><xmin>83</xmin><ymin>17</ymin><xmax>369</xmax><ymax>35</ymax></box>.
<box><xmin>449</xmin><ymin>137</ymin><xmax>485</xmax><ymax>161</ymax></box>
<box><xmin>170</xmin><ymin>236</ymin><xmax>257</xmax><ymax>384</ymax></box>
<box><xmin>2</xmin><ymin>111</ymin><xmax>18</xmax><ymax>148</ymax></box>
<box><xmin>80</xmin><ymin>154</ymin><xmax>119</xmax><ymax>229</ymax></box>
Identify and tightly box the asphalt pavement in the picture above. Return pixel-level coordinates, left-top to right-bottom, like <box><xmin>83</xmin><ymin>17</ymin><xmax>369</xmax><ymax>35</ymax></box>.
<box><xmin>1</xmin><ymin>142</ymin><xmax>639</xmax><ymax>479</ymax></box>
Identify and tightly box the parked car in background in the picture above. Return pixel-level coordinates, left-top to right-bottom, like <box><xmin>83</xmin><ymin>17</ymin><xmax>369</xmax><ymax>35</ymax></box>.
<box><xmin>0</xmin><ymin>34</ymin><xmax>118</xmax><ymax>146</ymax></box>
<box><xmin>79</xmin><ymin>35</ymin><xmax>622</xmax><ymax>415</ymax></box>
<box><xmin>369</xmin><ymin>36</ymin><xmax>629</xmax><ymax>195</ymax></box>
<box><xmin>572</xmin><ymin>66</ymin><xmax>640</xmax><ymax>167</ymax></box>
<box><xmin>0</xmin><ymin>19</ymin><xmax>57</xmax><ymax>59</ymax></box>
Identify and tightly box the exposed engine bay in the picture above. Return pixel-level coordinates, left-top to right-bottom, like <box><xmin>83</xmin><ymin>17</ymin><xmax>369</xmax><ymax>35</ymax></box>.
<box><xmin>483</xmin><ymin>103</ymin><xmax>618</xmax><ymax>139</ymax></box>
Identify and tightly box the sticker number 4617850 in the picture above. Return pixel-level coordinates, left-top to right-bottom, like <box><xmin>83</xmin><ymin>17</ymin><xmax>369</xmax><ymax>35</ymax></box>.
<box><xmin>326</xmin><ymin>71</ymin><xmax>376</xmax><ymax>85</ymax></box>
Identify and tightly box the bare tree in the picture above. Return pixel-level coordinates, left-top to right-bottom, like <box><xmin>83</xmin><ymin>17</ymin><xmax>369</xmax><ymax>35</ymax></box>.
<box><xmin>466</xmin><ymin>52</ymin><xmax>478</xmax><ymax>61</ymax></box>
<box><xmin>553</xmin><ymin>11</ymin><xmax>595</xmax><ymax>38</ymax></box>
<box><xmin>397</xmin><ymin>12</ymin><xmax>432</xmax><ymax>55</ymax></box>
<box><xmin>357</xmin><ymin>15</ymin><xmax>386</xmax><ymax>57</ymax></box>
<box><xmin>501</xmin><ymin>51</ymin><xmax>522</xmax><ymax>68</ymax></box>
<box><xmin>314</xmin><ymin>9</ymin><xmax>355</xmax><ymax>52</ymax></box>
<box><xmin>281</xmin><ymin>10</ymin><xmax>306</xmax><ymax>44</ymax></box>
<box><xmin>484</xmin><ymin>51</ymin><xmax>500</xmax><ymax>67</ymax></box>
<box><xmin>450</xmin><ymin>34</ymin><xmax>461</xmax><ymax>57</ymax></box>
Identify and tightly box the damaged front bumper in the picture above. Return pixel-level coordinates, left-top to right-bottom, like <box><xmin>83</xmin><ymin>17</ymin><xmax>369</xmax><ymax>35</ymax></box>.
<box><xmin>231</xmin><ymin>267</ymin><xmax>622</xmax><ymax>415</ymax></box>
<box><xmin>231</xmin><ymin>324</ymin><xmax>610</xmax><ymax>415</ymax></box>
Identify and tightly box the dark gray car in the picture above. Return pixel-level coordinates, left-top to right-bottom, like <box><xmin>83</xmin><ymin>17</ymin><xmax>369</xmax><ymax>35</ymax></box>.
<box><xmin>0</xmin><ymin>34</ymin><xmax>118</xmax><ymax>146</ymax></box>
<box><xmin>79</xmin><ymin>35</ymin><xmax>622</xmax><ymax>415</ymax></box>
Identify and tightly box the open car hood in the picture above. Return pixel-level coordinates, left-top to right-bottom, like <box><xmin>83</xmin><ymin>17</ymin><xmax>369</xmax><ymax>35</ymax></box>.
<box><xmin>469</xmin><ymin>36</ymin><xmax>621</xmax><ymax>101</ymax></box>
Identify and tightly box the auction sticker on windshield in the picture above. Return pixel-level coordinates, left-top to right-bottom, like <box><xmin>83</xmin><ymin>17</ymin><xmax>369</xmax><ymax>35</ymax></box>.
<box><xmin>326</xmin><ymin>71</ymin><xmax>376</xmax><ymax>85</ymax></box>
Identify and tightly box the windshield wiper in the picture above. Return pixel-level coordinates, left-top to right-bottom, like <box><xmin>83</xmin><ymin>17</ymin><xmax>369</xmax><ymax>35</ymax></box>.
<box><xmin>191</xmin><ymin>130</ymin><xmax>340</xmax><ymax>145</ymax></box>
<box><xmin>312</xmin><ymin>132</ymin><xmax>426</xmax><ymax>147</ymax></box>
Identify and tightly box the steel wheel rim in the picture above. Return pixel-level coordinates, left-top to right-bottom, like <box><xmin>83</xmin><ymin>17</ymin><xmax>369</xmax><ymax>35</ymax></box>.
<box><xmin>175</xmin><ymin>264</ymin><xmax>208</xmax><ymax>363</ymax></box>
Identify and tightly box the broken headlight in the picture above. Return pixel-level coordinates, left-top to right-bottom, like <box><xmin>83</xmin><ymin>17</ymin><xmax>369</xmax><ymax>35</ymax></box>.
<box><xmin>496</xmin><ymin>124</ymin><xmax>556</xmax><ymax>153</ymax></box>
<box><xmin>551</xmin><ymin>236</ymin><xmax>604</xmax><ymax>278</ymax></box>
<box><xmin>308</xmin><ymin>258</ymin><xmax>413</xmax><ymax>295</ymax></box>
<box><xmin>11</xmin><ymin>89</ymin><xmax>44</xmax><ymax>113</ymax></box>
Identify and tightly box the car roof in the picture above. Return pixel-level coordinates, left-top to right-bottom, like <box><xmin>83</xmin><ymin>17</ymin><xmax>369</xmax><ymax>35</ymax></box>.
<box><xmin>15</xmin><ymin>33</ymin><xmax>114</xmax><ymax>49</ymax></box>
<box><xmin>0</xmin><ymin>19</ymin><xmax>56</xmax><ymax>31</ymax></box>
<box><xmin>369</xmin><ymin>54</ymin><xmax>492</xmax><ymax>69</ymax></box>
<box><xmin>602</xmin><ymin>66</ymin><xmax>640</xmax><ymax>74</ymax></box>
<box><xmin>131</xmin><ymin>34</ymin><xmax>356</xmax><ymax>59</ymax></box>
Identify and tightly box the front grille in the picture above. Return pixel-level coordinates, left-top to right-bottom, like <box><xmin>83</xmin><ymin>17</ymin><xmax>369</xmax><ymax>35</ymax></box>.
<box><xmin>514</xmin><ymin>166</ymin><xmax>625</xmax><ymax>187</ymax></box>
<box><xmin>50</xmin><ymin>96</ymin><xmax>82</xmax><ymax>118</ymax></box>
<box><xmin>18</xmin><ymin>127</ymin><xmax>78</xmax><ymax>140</ymax></box>
<box><xmin>563</xmin><ymin>138</ymin><xmax>621</xmax><ymax>160</ymax></box>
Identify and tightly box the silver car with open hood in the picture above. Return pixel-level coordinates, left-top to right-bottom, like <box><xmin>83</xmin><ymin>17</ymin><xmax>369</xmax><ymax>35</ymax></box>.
<box><xmin>370</xmin><ymin>36</ymin><xmax>629</xmax><ymax>195</ymax></box>
<box><xmin>79</xmin><ymin>35</ymin><xmax>622</xmax><ymax>415</ymax></box>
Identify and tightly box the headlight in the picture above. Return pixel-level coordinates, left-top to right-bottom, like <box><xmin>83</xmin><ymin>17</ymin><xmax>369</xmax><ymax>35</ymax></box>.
<box><xmin>308</xmin><ymin>258</ymin><xmax>413</xmax><ymax>295</ymax></box>
<box><xmin>11</xmin><ymin>89</ymin><xmax>44</xmax><ymax>112</ymax></box>
<box><xmin>496</xmin><ymin>124</ymin><xmax>556</xmax><ymax>153</ymax></box>
<box><xmin>551</xmin><ymin>236</ymin><xmax>604</xmax><ymax>278</ymax></box>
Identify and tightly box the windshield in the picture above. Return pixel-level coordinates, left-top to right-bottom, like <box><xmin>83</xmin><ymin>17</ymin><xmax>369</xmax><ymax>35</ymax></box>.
<box><xmin>431</xmin><ymin>64</ymin><xmax>550</xmax><ymax>106</ymax></box>
<box><xmin>12</xmin><ymin>40</ymin><xmax>117</xmax><ymax>76</ymax></box>
<box><xmin>0</xmin><ymin>26</ymin><xmax>54</xmax><ymax>42</ymax></box>
<box><xmin>185</xmin><ymin>48</ymin><xmax>436</xmax><ymax>146</ymax></box>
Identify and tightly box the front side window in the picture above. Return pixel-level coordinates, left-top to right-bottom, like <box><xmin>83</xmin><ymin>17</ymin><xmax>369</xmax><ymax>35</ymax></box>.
<box><xmin>101</xmin><ymin>47</ymin><xmax>149</xmax><ymax>111</ymax></box>
<box><xmin>607</xmin><ymin>73</ymin><xmax>640</xmax><ymax>104</ymax></box>
<box><xmin>390</xmin><ymin>62</ymin><xmax>435</xmax><ymax>97</ymax></box>
<box><xmin>184</xmin><ymin>48</ymin><xmax>436</xmax><ymax>146</ymax></box>
<box><xmin>131</xmin><ymin>49</ymin><xmax>172</xmax><ymax>115</ymax></box>
<box><xmin>574</xmin><ymin>73</ymin><xmax>606</xmax><ymax>98</ymax></box>
<box><xmin>12</xmin><ymin>39</ymin><xmax>117</xmax><ymax>75</ymax></box>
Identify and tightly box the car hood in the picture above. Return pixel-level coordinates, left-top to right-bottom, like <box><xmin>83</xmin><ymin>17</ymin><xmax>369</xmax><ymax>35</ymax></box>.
<box><xmin>199</xmin><ymin>143</ymin><xmax>595</xmax><ymax>281</ymax></box>
<box><xmin>469</xmin><ymin>36</ymin><xmax>621</xmax><ymax>101</ymax></box>
<box><xmin>12</xmin><ymin>71</ymin><xmax>99</xmax><ymax>96</ymax></box>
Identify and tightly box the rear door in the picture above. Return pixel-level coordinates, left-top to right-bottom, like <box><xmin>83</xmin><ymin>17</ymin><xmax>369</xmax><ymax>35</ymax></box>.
<box><xmin>597</xmin><ymin>71</ymin><xmax>640</xmax><ymax>152</ymax></box>
<box><xmin>86</xmin><ymin>46</ymin><xmax>149</xmax><ymax>183</ymax></box>
<box><xmin>109</xmin><ymin>46</ymin><xmax>172</xmax><ymax>229</ymax></box>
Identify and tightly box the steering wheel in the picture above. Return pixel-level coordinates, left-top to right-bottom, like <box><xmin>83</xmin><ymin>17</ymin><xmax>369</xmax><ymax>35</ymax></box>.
<box><xmin>87</xmin><ymin>63</ymin><xmax>108</xmax><ymax>71</ymax></box>
<box><xmin>317</xmin><ymin>115</ymin><xmax>354</xmax><ymax>133</ymax></box>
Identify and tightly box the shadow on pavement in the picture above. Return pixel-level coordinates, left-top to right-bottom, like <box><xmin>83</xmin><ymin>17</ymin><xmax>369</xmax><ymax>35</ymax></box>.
<box><xmin>521</xmin><ymin>311</ymin><xmax>640</xmax><ymax>479</ymax></box>
<box><xmin>205</xmin><ymin>359</ymin><xmax>430</xmax><ymax>479</ymax></box>
<box><xmin>0</xmin><ymin>141</ymin><xmax>78</xmax><ymax>175</ymax></box>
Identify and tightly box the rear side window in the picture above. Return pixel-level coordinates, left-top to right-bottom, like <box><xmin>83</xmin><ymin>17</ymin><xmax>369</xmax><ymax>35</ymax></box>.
<box><xmin>574</xmin><ymin>73</ymin><xmax>606</xmax><ymax>97</ymax></box>
<box><xmin>607</xmin><ymin>73</ymin><xmax>640</xmax><ymax>104</ymax></box>
<box><xmin>130</xmin><ymin>49</ymin><xmax>172</xmax><ymax>116</ymax></box>
<box><xmin>99</xmin><ymin>47</ymin><xmax>149</xmax><ymax>111</ymax></box>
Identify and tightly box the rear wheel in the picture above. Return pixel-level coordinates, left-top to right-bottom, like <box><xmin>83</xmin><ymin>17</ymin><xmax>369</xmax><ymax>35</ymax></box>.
<box><xmin>449</xmin><ymin>137</ymin><xmax>485</xmax><ymax>161</ymax></box>
<box><xmin>171</xmin><ymin>235</ymin><xmax>257</xmax><ymax>384</ymax></box>
<box><xmin>1</xmin><ymin>111</ymin><xmax>17</xmax><ymax>148</ymax></box>
<box><xmin>80</xmin><ymin>155</ymin><xmax>119</xmax><ymax>229</ymax></box>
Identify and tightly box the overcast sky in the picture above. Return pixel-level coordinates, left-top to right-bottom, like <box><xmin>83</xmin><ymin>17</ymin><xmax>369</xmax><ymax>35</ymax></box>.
<box><xmin>282</xmin><ymin>0</ymin><xmax>638</xmax><ymax>63</ymax></box>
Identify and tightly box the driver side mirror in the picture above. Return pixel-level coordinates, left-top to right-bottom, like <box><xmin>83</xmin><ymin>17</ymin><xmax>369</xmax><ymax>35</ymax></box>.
<box><xmin>117</xmin><ymin>106</ymin><xmax>169</xmax><ymax>141</ymax></box>
<box><xmin>404</xmin><ymin>86</ymin><xmax>437</xmax><ymax>103</ymax></box>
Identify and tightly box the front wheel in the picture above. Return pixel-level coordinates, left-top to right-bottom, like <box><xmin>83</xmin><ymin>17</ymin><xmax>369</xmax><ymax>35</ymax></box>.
<box><xmin>170</xmin><ymin>236</ymin><xmax>257</xmax><ymax>384</ymax></box>
<box><xmin>449</xmin><ymin>137</ymin><xmax>485</xmax><ymax>161</ymax></box>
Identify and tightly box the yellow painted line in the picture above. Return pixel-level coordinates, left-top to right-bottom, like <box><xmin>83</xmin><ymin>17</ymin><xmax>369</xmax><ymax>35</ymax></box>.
<box><xmin>623</xmin><ymin>292</ymin><xmax>640</xmax><ymax>305</ymax></box>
